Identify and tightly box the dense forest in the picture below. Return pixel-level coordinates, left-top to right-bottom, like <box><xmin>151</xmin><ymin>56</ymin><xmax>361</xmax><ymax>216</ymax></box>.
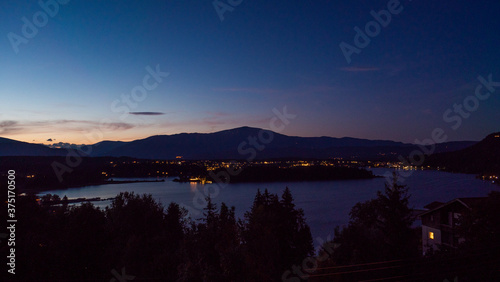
<box><xmin>2</xmin><ymin>177</ymin><xmax>500</xmax><ymax>281</ymax></box>
<box><xmin>1</xmin><ymin>188</ymin><xmax>314</xmax><ymax>281</ymax></box>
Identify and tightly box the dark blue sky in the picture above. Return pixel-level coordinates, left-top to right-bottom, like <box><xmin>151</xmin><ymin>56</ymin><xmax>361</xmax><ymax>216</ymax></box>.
<box><xmin>1</xmin><ymin>0</ymin><xmax>499</xmax><ymax>144</ymax></box>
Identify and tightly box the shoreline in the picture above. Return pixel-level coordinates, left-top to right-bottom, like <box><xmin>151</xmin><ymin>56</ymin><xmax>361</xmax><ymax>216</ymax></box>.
<box><xmin>29</xmin><ymin>179</ymin><xmax>166</xmax><ymax>194</ymax></box>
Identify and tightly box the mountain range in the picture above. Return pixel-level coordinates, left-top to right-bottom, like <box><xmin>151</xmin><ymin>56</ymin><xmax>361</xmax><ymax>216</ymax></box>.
<box><xmin>0</xmin><ymin>137</ymin><xmax>67</xmax><ymax>157</ymax></box>
<box><xmin>425</xmin><ymin>132</ymin><xmax>500</xmax><ymax>174</ymax></box>
<box><xmin>0</xmin><ymin>127</ymin><xmax>479</xmax><ymax>161</ymax></box>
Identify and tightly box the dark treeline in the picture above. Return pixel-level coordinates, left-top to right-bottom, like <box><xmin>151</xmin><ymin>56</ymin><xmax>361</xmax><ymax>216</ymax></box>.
<box><xmin>212</xmin><ymin>165</ymin><xmax>376</xmax><ymax>183</ymax></box>
<box><xmin>0</xmin><ymin>156</ymin><xmax>208</xmax><ymax>192</ymax></box>
<box><xmin>0</xmin><ymin>156</ymin><xmax>374</xmax><ymax>193</ymax></box>
<box><xmin>3</xmin><ymin>188</ymin><xmax>313</xmax><ymax>281</ymax></box>
<box><xmin>0</xmin><ymin>156</ymin><xmax>112</xmax><ymax>192</ymax></box>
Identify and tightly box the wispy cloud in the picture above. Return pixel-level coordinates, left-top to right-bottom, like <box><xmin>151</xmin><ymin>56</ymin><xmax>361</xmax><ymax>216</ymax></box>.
<box><xmin>212</xmin><ymin>87</ymin><xmax>282</xmax><ymax>94</ymax></box>
<box><xmin>204</xmin><ymin>111</ymin><xmax>232</xmax><ymax>118</ymax></box>
<box><xmin>129</xmin><ymin>112</ymin><xmax>165</xmax><ymax>116</ymax></box>
<box><xmin>0</xmin><ymin>120</ymin><xmax>18</xmax><ymax>127</ymax></box>
<box><xmin>49</xmin><ymin>120</ymin><xmax>135</xmax><ymax>131</ymax></box>
<box><xmin>421</xmin><ymin>109</ymin><xmax>433</xmax><ymax>115</ymax></box>
<box><xmin>0</xmin><ymin>119</ymin><xmax>135</xmax><ymax>136</ymax></box>
<box><xmin>0</xmin><ymin>120</ymin><xmax>22</xmax><ymax>134</ymax></box>
<box><xmin>340</xmin><ymin>66</ymin><xmax>380</xmax><ymax>72</ymax></box>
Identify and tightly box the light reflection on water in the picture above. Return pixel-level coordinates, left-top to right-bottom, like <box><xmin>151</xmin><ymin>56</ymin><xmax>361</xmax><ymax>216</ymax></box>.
<box><xmin>40</xmin><ymin>168</ymin><xmax>499</xmax><ymax>242</ymax></box>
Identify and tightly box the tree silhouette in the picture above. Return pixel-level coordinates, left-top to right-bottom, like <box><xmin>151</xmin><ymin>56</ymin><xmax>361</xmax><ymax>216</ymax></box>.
<box><xmin>181</xmin><ymin>197</ymin><xmax>243</xmax><ymax>281</ymax></box>
<box><xmin>104</xmin><ymin>192</ymin><xmax>167</xmax><ymax>278</ymax></box>
<box><xmin>321</xmin><ymin>172</ymin><xmax>418</xmax><ymax>267</ymax></box>
<box><xmin>242</xmin><ymin>188</ymin><xmax>314</xmax><ymax>280</ymax></box>
<box><xmin>13</xmin><ymin>188</ymin><xmax>314</xmax><ymax>281</ymax></box>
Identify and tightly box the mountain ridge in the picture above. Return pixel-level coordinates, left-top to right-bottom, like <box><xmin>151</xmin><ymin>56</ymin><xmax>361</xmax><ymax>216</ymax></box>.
<box><xmin>425</xmin><ymin>132</ymin><xmax>500</xmax><ymax>174</ymax></box>
<box><xmin>0</xmin><ymin>126</ymin><xmax>479</xmax><ymax>160</ymax></box>
<box><xmin>0</xmin><ymin>137</ymin><xmax>67</xmax><ymax>157</ymax></box>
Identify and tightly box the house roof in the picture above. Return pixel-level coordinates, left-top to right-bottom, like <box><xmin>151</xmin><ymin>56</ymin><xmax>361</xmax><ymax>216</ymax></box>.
<box><xmin>424</xmin><ymin>201</ymin><xmax>444</xmax><ymax>210</ymax></box>
<box><xmin>456</xmin><ymin>197</ymin><xmax>487</xmax><ymax>208</ymax></box>
<box><xmin>418</xmin><ymin>197</ymin><xmax>487</xmax><ymax>217</ymax></box>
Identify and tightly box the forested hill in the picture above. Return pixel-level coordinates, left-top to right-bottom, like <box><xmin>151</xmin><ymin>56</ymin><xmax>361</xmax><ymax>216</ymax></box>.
<box><xmin>425</xmin><ymin>132</ymin><xmax>500</xmax><ymax>174</ymax></box>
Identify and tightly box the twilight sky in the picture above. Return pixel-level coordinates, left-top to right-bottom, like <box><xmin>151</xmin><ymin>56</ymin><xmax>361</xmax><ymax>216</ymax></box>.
<box><xmin>1</xmin><ymin>0</ymin><xmax>499</xmax><ymax>145</ymax></box>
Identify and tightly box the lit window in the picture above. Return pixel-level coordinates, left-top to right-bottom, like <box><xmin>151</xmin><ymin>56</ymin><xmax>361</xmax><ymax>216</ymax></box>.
<box><xmin>429</xmin><ymin>232</ymin><xmax>434</xmax><ymax>240</ymax></box>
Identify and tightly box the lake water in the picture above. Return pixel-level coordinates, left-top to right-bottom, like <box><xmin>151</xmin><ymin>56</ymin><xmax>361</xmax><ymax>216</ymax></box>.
<box><xmin>40</xmin><ymin>168</ymin><xmax>499</xmax><ymax>245</ymax></box>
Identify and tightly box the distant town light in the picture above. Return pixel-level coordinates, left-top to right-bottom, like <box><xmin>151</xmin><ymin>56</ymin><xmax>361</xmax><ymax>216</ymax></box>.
<box><xmin>429</xmin><ymin>232</ymin><xmax>434</xmax><ymax>240</ymax></box>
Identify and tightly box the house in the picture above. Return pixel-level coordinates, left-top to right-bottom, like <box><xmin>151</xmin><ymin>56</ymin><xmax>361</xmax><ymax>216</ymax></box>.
<box><xmin>420</xmin><ymin>197</ymin><xmax>487</xmax><ymax>255</ymax></box>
